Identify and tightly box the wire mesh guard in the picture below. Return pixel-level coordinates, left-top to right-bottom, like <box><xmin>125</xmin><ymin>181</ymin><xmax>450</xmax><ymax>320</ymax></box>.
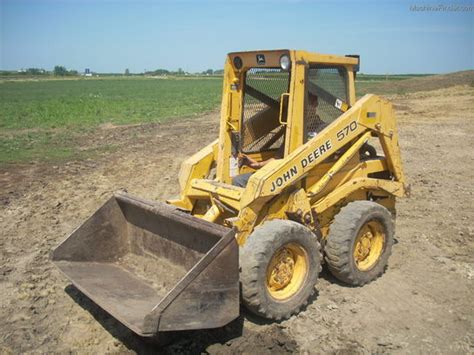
<box><xmin>241</xmin><ymin>68</ymin><xmax>290</xmax><ymax>153</ymax></box>
<box><xmin>305</xmin><ymin>66</ymin><xmax>348</xmax><ymax>140</ymax></box>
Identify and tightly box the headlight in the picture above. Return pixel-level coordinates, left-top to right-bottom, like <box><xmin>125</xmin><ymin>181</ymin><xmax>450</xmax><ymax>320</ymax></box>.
<box><xmin>233</xmin><ymin>56</ymin><xmax>243</xmax><ymax>70</ymax></box>
<box><xmin>280</xmin><ymin>54</ymin><xmax>291</xmax><ymax>71</ymax></box>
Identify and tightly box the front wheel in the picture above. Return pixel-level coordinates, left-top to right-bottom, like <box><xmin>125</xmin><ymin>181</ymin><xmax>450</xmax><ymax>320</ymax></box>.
<box><xmin>240</xmin><ymin>220</ymin><xmax>322</xmax><ymax>320</ymax></box>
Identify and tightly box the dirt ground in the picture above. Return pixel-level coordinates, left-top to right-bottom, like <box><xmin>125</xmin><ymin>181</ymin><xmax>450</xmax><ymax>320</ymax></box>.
<box><xmin>1</xmin><ymin>82</ymin><xmax>473</xmax><ymax>354</ymax></box>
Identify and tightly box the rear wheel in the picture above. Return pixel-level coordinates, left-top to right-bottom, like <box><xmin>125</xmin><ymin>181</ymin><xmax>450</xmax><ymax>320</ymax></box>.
<box><xmin>325</xmin><ymin>201</ymin><xmax>394</xmax><ymax>286</ymax></box>
<box><xmin>240</xmin><ymin>220</ymin><xmax>321</xmax><ymax>320</ymax></box>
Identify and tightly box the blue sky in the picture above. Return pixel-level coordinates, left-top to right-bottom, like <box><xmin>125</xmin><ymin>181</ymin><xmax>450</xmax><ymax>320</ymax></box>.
<box><xmin>1</xmin><ymin>0</ymin><xmax>473</xmax><ymax>74</ymax></box>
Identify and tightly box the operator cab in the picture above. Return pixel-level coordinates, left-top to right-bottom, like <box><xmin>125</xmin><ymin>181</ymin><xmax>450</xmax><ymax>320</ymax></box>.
<box><xmin>226</xmin><ymin>50</ymin><xmax>358</xmax><ymax>182</ymax></box>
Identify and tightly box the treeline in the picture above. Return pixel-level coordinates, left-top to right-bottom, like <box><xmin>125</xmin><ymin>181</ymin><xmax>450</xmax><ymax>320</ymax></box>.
<box><xmin>52</xmin><ymin>65</ymin><xmax>79</xmax><ymax>76</ymax></box>
<box><xmin>0</xmin><ymin>66</ymin><xmax>80</xmax><ymax>76</ymax></box>
<box><xmin>0</xmin><ymin>66</ymin><xmax>226</xmax><ymax>77</ymax></box>
<box><xmin>0</xmin><ymin>68</ymin><xmax>49</xmax><ymax>76</ymax></box>
<box><xmin>144</xmin><ymin>68</ymin><xmax>224</xmax><ymax>76</ymax></box>
<box><xmin>200</xmin><ymin>69</ymin><xmax>224</xmax><ymax>75</ymax></box>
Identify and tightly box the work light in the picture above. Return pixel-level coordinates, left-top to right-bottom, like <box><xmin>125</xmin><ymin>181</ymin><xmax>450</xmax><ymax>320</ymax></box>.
<box><xmin>280</xmin><ymin>54</ymin><xmax>291</xmax><ymax>71</ymax></box>
<box><xmin>233</xmin><ymin>56</ymin><xmax>243</xmax><ymax>70</ymax></box>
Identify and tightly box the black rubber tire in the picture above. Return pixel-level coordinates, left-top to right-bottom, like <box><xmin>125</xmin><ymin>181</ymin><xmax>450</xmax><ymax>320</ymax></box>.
<box><xmin>360</xmin><ymin>143</ymin><xmax>378</xmax><ymax>160</ymax></box>
<box><xmin>240</xmin><ymin>220</ymin><xmax>322</xmax><ymax>320</ymax></box>
<box><xmin>325</xmin><ymin>201</ymin><xmax>394</xmax><ymax>286</ymax></box>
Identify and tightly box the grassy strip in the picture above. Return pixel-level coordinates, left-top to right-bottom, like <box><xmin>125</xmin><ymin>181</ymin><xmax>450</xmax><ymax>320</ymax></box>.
<box><xmin>355</xmin><ymin>73</ymin><xmax>432</xmax><ymax>82</ymax></box>
<box><xmin>0</xmin><ymin>129</ymin><xmax>117</xmax><ymax>164</ymax></box>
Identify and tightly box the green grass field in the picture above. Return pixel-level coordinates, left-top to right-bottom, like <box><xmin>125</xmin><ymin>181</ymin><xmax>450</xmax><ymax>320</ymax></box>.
<box><xmin>0</xmin><ymin>77</ymin><xmax>222</xmax><ymax>164</ymax></box>
<box><xmin>0</xmin><ymin>73</ymin><xmax>440</xmax><ymax>166</ymax></box>
<box><xmin>0</xmin><ymin>77</ymin><xmax>222</xmax><ymax>130</ymax></box>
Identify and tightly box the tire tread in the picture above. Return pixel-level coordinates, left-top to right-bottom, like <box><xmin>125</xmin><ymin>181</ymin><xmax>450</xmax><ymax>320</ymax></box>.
<box><xmin>325</xmin><ymin>201</ymin><xmax>394</xmax><ymax>286</ymax></box>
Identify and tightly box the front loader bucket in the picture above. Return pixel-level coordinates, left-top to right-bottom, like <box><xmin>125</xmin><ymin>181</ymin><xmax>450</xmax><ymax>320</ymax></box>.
<box><xmin>52</xmin><ymin>193</ymin><xmax>239</xmax><ymax>337</ymax></box>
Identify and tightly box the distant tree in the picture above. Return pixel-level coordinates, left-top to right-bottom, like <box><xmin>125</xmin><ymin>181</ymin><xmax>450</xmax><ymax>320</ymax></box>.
<box><xmin>25</xmin><ymin>68</ymin><xmax>46</xmax><ymax>75</ymax></box>
<box><xmin>153</xmin><ymin>69</ymin><xmax>169</xmax><ymax>75</ymax></box>
<box><xmin>213</xmin><ymin>69</ymin><xmax>224</xmax><ymax>75</ymax></box>
<box><xmin>203</xmin><ymin>69</ymin><xmax>213</xmax><ymax>75</ymax></box>
<box><xmin>125</xmin><ymin>68</ymin><xmax>130</xmax><ymax>75</ymax></box>
<box><xmin>54</xmin><ymin>65</ymin><xmax>68</xmax><ymax>76</ymax></box>
<box><xmin>53</xmin><ymin>66</ymin><xmax>79</xmax><ymax>76</ymax></box>
<box><xmin>177</xmin><ymin>68</ymin><xmax>184</xmax><ymax>75</ymax></box>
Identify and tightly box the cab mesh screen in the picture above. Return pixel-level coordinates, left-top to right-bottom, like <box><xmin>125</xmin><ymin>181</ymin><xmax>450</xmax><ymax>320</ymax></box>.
<box><xmin>306</xmin><ymin>66</ymin><xmax>348</xmax><ymax>139</ymax></box>
<box><xmin>241</xmin><ymin>68</ymin><xmax>290</xmax><ymax>153</ymax></box>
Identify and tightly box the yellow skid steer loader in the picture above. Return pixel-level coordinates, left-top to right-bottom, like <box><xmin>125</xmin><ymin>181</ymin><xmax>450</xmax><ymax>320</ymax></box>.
<box><xmin>52</xmin><ymin>50</ymin><xmax>407</xmax><ymax>338</ymax></box>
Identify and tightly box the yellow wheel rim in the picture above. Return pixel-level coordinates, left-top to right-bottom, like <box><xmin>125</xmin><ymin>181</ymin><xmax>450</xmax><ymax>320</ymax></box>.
<box><xmin>353</xmin><ymin>220</ymin><xmax>385</xmax><ymax>271</ymax></box>
<box><xmin>266</xmin><ymin>243</ymin><xmax>308</xmax><ymax>300</ymax></box>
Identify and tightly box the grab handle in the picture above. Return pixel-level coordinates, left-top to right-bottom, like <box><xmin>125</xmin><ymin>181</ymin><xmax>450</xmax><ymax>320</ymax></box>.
<box><xmin>279</xmin><ymin>93</ymin><xmax>290</xmax><ymax>125</ymax></box>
